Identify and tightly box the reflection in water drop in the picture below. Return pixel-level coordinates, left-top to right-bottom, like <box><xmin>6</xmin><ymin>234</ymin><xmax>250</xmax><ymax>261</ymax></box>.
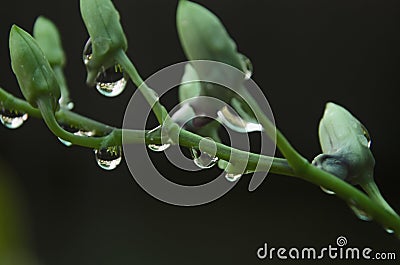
<box><xmin>58</xmin><ymin>124</ymin><xmax>96</xmax><ymax>147</ymax></box>
<box><xmin>190</xmin><ymin>148</ymin><xmax>218</xmax><ymax>169</ymax></box>
<box><xmin>348</xmin><ymin>201</ymin><xmax>372</xmax><ymax>221</ymax></box>
<box><xmin>384</xmin><ymin>227</ymin><xmax>394</xmax><ymax>234</ymax></box>
<box><xmin>240</xmin><ymin>54</ymin><xmax>253</xmax><ymax>80</ymax></box>
<box><xmin>94</xmin><ymin>146</ymin><xmax>122</xmax><ymax>170</ymax></box>
<box><xmin>225</xmin><ymin>173</ymin><xmax>242</xmax><ymax>182</ymax></box>
<box><xmin>95</xmin><ymin>64</ymin><xmax>127</xmax><ymax>97</ymax></box>
<box><xmin>83</xmin><ymin>38</ymin><xmax>92</xmax><ymax>65</ymax></box>
<box><xmin>0</xmin><ymin>109</ymin><xmax>28</xmax><ymax>129</ymax></box>
<box><xmin>217</xmin><ymin>106</ymin><xmax>263</xmax><ymax>133</ymax></box>
<box><xmin>320</xmin><ymin>186</ymin><xmax>335</xmax><ymax>195</ymax></box>
<box><xmin>360</xmin><ymin>124</ymin><xmax>372</xmax><ymax>148</ymax></box>
<box><xmin>59</xmin><ymin>97</ymin><xmax>74</xmax><ymax>110</ymax></box>
<box><xmin>147</xmin><ymin>126</ymin><xmax>171</xmax><ymax>152</ymax></box>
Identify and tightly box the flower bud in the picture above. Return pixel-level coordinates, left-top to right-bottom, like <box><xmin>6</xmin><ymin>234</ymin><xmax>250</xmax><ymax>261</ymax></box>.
<box><xmin>33</xmin><ymin>16</ymin><xmax>66</xmax><ymax>67</ymax></box>
<box><xmin>80</xmin><ymin>0</ymin><xmax>128</xmax><ymax>85</ymax></box>
<box><xmin>177</xmin><ymin>0</ymin><xmax>243</xmax><ymax>73</ymax></box>
<box><xmin>312</xmin><ymin>102</ymin><xmax>375</xmax><ymax>185</ymax></box>
<box><xmin>9</xmin><ymin>25</ymin><xmax>60</xmax><ymax>110</ymax></box>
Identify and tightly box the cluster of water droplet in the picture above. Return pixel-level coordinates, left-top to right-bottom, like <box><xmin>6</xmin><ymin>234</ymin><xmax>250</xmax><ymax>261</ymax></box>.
<box><xmin>0</xmin><ymin>107</ymin><xmax>28</xmax><ymax>129</ymax></box>
<box><xmin>83</xmin><ymin>38</ymin><xmax>128</xmax><ymax>97</ymax></box>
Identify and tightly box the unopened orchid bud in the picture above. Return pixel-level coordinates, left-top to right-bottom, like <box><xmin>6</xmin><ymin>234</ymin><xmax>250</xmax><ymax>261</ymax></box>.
<box><xmin>312</xmin><ymin>102</ymin><xmax>375</xmax><ymax>185</ymax></box>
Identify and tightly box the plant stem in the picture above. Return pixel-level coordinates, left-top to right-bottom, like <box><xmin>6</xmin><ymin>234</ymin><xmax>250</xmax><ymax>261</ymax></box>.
<box><xmin>115</xmin><ymin>50</ymin><xmax>171</xmax><ymax>125</ymax></box>
<box><xmin>241</xmin><ymin>89</ymin><xmax>309</xmax><ymax>172</ymax></box>
<box><xmin>361</xmin><ymin>181</ymin><xmax>396</xmax><ymax>215</ymax></box>
<box><xmin>1</xmin><ymin>86</ymin><xmax>291</xmax><ymax>175</ymax></box>
<box><xmin>2</xmin><ymin>86</ymin><xmax>400</xmax><ymax>236</ymax></box>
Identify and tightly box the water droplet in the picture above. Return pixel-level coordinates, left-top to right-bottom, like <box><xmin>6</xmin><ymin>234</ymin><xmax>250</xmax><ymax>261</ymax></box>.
<box><xmin>348</xmin><ymin>201</ymin><xmax>372</xmax><ymax>221</ymax></box>
<box><xmin>83</xmin><ymin>38</ymin><xmax>92</xmax><ymax>65</ymax></box>
<box><xmin>320</xmin><ymin>186</ymin><xmax>335</xmax><ymax>195</ymax></box>
<box><xmin>0</xmin><ymin>109</ymin><xmax>28</xmax><ymax>129</ymax></box>
<box><xmin>94</xmin><ymin>146</ymin><xmax>122</xmax><ymax>170</ymax></box>
<box><xmin>384</xmin><ymin>227</ymin><xmax>394</xmax><ymax>234</ymax></box>
<box><xmin>75</xmin><ymin>130</ymin><xmax>95</xmax><ymax>137</ymax></box>
<box><xmin>360</xmin><ymin>124</ymin><xmax>371</xmax><ymax>148</ymax></box>
<box><xmin>217</xmin><ymin>106</ymin><xmax>263</xmax><ymax>133</ymax></box>
<box><xmin>240</xmin><ymin>54</ymin><xmax>253</xmax><ymax>80</ymax></box>
<box><xmin>95</xmin><ymin>64</ymin><xmax>127</xmax><ymax>97</ymax></box>
<box><xmin>57</xmin><ymin>124</ymin><xmax>79</xmax><ymax>147</ymax></box>
<box><xmin>147</xmin><ymin>126</ymin><xmax>171</xmax><ymax>152</ymax></box>
<box><xmin>58</xmin><ymin>138</ymin><xmax>72</xmax><ymax>147</ymax></box>
<box><xmin>59</xmin><ymin>97</ymin><xmax>74</xmax><ymax>110</ymax></box>
<box><xmin>191</xmin><ymin>137</ymin><xmax>218</xmax><ymax>169</ymax></box>
<box><xmin>225</xmin><ymin>173</ymin><xmax>242</xmax><ymax>182</ymax></box>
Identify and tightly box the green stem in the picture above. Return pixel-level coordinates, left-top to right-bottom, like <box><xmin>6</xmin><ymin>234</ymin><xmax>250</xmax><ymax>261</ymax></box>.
<box><xmin>53</xmin><ymin>66</ymin><xmax>71</xmax><ymax>107</ymax></box>
<box><xmin>115</xmin><ymin>50</ymin><xmax>170</xmax><ymax>125</ymax></box>
<box><xmin>241</xmin><ymin>89</ymin><xmax>309</xmax><ymax>173</ymax></box>
<box><xmin>361</xmin><ymin>181</ymin><xmax>396</xmax><ymax>215</ymax></box>
<box><xmin>2</xmin><ymin>87</ymin><xmax>400</xmax><ymax>236</ymax></box>
<box><xmin>1</xmin><ymin>87</ymin><xmax>291</xmax><ymax>175</ymax></box>
<box><xmin>301</xmin><ymin>165</ymin><xmax>400</xmax><ymax>235</ymax></box>
<box><xmin>35</xmin><ymin>96</ymin><xmax>144</xmax><ymax>149</ymax></box>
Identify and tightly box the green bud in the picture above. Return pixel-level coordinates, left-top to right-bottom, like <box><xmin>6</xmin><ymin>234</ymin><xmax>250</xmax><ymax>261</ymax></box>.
<box><xmin>179</xmin><ymin>63</ymin><xmax>201</xmax><ymax>103</ymax></box>
<box><xmin>80</xmin><ymin>0</ymin><xmax>128</xmax><ymax>85</ymax></box>
<box><xmin>312</xmin><ymin>102</ymin><xmax>375</xmax><ymax>185</ymax></box>
<box><xmin>177</xmin><ymin>1</ymin><xmax>257</xmax><ymax>126</ymax></box>
<box><xmin>33</xmin><ymin>16</ymin><xmax>66</xmax><ymax>67</ymax></box>
<box><xmin>176</xmin><ymin>0</ymin><xmax>243</xmax><ymax>75</ymax></box>
<box><xmin>9</xmin><ymin>25</ymin><xmax>61</xmax><ymax>110</ymax></box>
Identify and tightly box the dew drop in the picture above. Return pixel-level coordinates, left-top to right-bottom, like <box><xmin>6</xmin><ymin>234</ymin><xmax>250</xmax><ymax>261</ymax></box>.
<box><xmin>191</xmin><ymin>148</ymin><xmax>218</xmax><ymax>169</ymax></box>
<box><xmin>225</xmin><ymin>173</ymin><xmax>242</xmax><ymax>182</ymax></box>
<box><xmin>58</xmin><ymin>138</ymin><xmax>72</xmax><ymax>147</ymax></box>
<box><xmin>147</xmin><ymin>126</ymin><xmax>171</xmax><ymax>152</ymax></box>
<box><xmin>384</xmin><ymin>227</ymin><xmax>394</xmax><ymax>234</ymax></box>
<box><xmin>83</xmin><ymin>38</ymin><xmax>92</xmax><ymax>65</ymax></box>
<box><xmin>59</xmin><ymin>97</ymin><xmax>74</xmax><ymax>110</ymax></box>
<box><xmin>320</xmin><ymin>186</ymin><xmax>335</xmax><ymax>195</ymax></box>
<box><xmin>0</xmin><ymin>109</ymin><xmax>28</xmax><ymax>129</ymax></box>
<box><xmin>148</xmin><ymin>143</ymin><xmax>170</xmax><ymax>152</ymax></box>
<box><xmin>191</xmin><ymin>137</ymin><xmax>218</xmax><ymax>169</ymax></box>
<box><xmin>95</xmin><ymin>64</ymin><xmax>127</xmax><ymax>97</ymax></box>
<box><xmin>348</xmin><ymin>201</ymin><xmax>372</xmax><ymax>221</ymax></box>
<box><xmin>94</xmin><ymin>146</ymin><xmax>122</xmax><ymax>170</ymax></box>
<box><xmin>58</xmin><ymin>124</ymin><xmax>79</xmax><ymax>147</ymax></box>
<box><xmin>360</xmin><ymin>124</ymin><xmax>372</xmax><ymax>148</ymax></box>
<box><xmin>240</xmin><ymin>54</ymin><xmax>253</xmax><ymax>80</ymax></box>
<box><xmin>217</xmin><ymin>106</ymin><xmax>263</xmax><ymax>133</ymax></box>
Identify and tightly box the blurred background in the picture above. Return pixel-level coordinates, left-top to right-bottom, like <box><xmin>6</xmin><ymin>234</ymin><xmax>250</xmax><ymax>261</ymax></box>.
<box><xmin>1</xmin><ymin>0</ymin><xmax>399</xmax><ymax>264</ymax></box>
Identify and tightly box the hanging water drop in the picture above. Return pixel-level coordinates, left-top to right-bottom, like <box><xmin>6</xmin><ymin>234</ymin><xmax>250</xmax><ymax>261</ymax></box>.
<box><xmin>320</xmin><ymin>186</ymin><xmax>335</xmax><ymax>195</ymax></box>
<box><xmin>348</xmin><ymin>201</ymin><xmax>372</xmax><ymax>221</ymax></box>
<box><xmin>147</xmin><ymin>126</ymin><xmax>171</xmax><ymax>152</ymax></box>
<box><xmin>83</xmin><ymin>38</ymin><xmax>92</xmax><ymax>65</ymax></box>
<box><xmin>190</xmin><ymin>137</ymin><xmax>218</xmax><ymax>169</ymax></box>
<box><xmin>384</xmin><ymin>227</ymin><xmax>394</xmax><ymax>234</ymax></box>
<box><xmin>0</xmin><ymin>109</ymin><xmax>28</xmax><ymax>129</ymax></box>
<box><xmin>95</xmin><ymin>64</ymin><xmax>127</xmax><ymax>97</ymax></box>
<box><xmin>94</xmin><ymin>146</ymin><xmax>122</xmax><ymax>170</ymax></box>
<box><xmin>58</xmin><ymin>124</ymin><xmax>79</xmax><ymax>147</ymax></box>
<box><xmin>240</xmin><ymin>54</ymin><xmax>253</xmax><ymax>80</ymax></box>
<box><xmin>59</xmin><ymin>97</ymin><xmax>74</xmax><ymax>110</ymax></box>
<box><xmin>360</xmin><ymin>124</ymin><xmax>372</xmax><ymax>148</ymax></box>
<box><xmin>225</xmin><ymin>173</ymin><xmax>242</xmax><ymax>182</ymax></box>
<box><xmin>217</xmin><ymin>106</ymin><xmax>263</xmax><ymax>133</ymax></box>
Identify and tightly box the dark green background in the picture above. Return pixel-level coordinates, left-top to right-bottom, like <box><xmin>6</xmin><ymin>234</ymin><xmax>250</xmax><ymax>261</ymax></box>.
<box><xmin>1</xmin><ymin>0</ymin><xmax>399</xmax><ymax>264</ymax></box>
